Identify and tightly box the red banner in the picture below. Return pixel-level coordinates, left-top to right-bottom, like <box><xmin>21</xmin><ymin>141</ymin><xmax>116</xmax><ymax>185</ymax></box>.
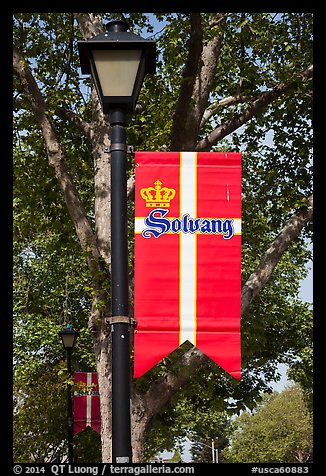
<box><xmin>134</xmin><ymin>152</ymin><xmax>241</xmax><ymax>380</ymax></box>
<box><xmin>73</xmin><ymin>372</ymin><xmax>100</xmax><ymax>435</ymax></box>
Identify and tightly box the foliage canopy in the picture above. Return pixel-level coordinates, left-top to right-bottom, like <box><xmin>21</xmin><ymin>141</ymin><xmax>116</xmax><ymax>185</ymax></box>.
<box><xmin>13</xmin><ymin>12</ymin><xmax>313</xmax><ymax>462</ymax></box>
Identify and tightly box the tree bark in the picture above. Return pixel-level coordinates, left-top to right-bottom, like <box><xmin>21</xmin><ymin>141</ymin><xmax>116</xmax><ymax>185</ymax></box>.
<box><xmin>90</xmin><ymin>88</ymin><xmax>112</xmax><ymax>266</ymax></box>
<box><xmin>171</xmin><ymin>13</ymin><xmax>227</xmax><ymax>150</ymax></box>
<box><xmin>92</xmin><ymin>321</ymin><xmax>112</xmax><ymax>462</ymax></box>
<box><xmin>170</xmin><ymin>13</ymin><xmax>203</xmax><ymax>150</ymax></box>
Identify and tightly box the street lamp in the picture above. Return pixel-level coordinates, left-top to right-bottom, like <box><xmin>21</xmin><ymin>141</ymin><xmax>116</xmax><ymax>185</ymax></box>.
<box><xmin>199</xmin><ymin>439</ymin><xmax>218</xmax><ymax>463</ymax></box>
<box><xmin>78</xmin><ymin>20</ymin><xmax>156</xmax><ymax>114</ymax></box>
<box><xmin>77</xmin><ymin>20</ymin><xmax>156</xmax><ymax>464</ymax></box>
<box><xmin>59</xmin><ymin>324</ymin><xmax>79</xmax><ymax>463</ymax></box>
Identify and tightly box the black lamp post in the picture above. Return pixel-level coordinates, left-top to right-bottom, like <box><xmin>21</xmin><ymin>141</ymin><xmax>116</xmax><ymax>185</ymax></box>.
<box><xmin>78</xmin><ymin>20</ymin><xmax>156</xmax><ymax>463</ymax></box>
<box><xmin>59</xmin><ymin>324</ymin><xmax>79</xmax><ymax>463</ymax></box>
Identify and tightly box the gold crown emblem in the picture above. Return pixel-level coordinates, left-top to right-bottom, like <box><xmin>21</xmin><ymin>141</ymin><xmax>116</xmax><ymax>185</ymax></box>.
<box><xmin>140</xmin><ymin>179</ymin><xmax>176</xmax><ymax>208</ymax></box>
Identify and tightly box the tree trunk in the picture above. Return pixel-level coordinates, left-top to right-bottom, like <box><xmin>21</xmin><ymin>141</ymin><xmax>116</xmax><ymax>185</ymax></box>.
<box><xmin>92</xmin><ymin>316</ymin><xmax>113</xmax><ymax>462</ymax></box>
<box><xmin>93</xmin><ymin>319</ymin><xmax>154</xmax><ymax>463</ymax></box>
<box><xmin>131</xmin><ymin>392</ymin><xmax>152</xmax><ymax>463</ymax></box>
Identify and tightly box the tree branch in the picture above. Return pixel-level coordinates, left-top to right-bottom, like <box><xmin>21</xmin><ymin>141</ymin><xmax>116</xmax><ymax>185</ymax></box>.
<box><xmin>241</xmin><ymin>194</ymin><xmax>313</xmax><ymax>314</ymax></box>
<box><xmin>13</xmin><ymin>46</ymin><xmax>101</xmax><ymax>273</ymax></box>
<box><xmin>170</xmin><ymin>13</ymin><xmax>203</xmax><ymax>149</ymax></box>
<box><xmin>200</xmin><ymin>94</ymin><xmax>254</xmax><ymax>128</ymax></box>
<box><xmin>171</xmin><ymin>13</ymin><xmax>227</xmax><ymax>150</ymax></box>
<box><xmin>74</xmin><ymin>12</ymin><xmax>103</xmax><ymax>39</ymax></box>
<box><xmin>195</xmin><ymin>64</ymin><xmax>313</xmax><ymax>151</ymax></box>
<box><xmin>142</xmin><ymin>346</ymin><xmax>208</xmax><ymax>418</ymax></box>
<box><xmin>58</xmin><ymin>107</ymin><xmax>94</xmax><ymax>141</ymax></box>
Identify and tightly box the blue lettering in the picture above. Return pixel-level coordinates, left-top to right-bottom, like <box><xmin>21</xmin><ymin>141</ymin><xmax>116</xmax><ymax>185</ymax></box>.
<box><xmin>188</xmin><ymin>217</ymin><xmax>201</xmax><ymax>233</ymax></box>
<box><xmin>211</xmin><ymin>219</ymin><xmax>223</xmax><ymax>233</ymax></box>
<box><xmin>141</xmin><ymin>210</ymin><xmax>235</xmax><ymax>239</ymax></box>
<box><xmin>171</xmin><ymin>218</ymin><xmax>181</xmax><ymax>232</ymax></box>
<box><xmin>222</xmin><ymin>219</ymin><xmax>234</xmax><ymax>239</ymax></box>
<box><xmin>182</xmin><ymin>214</ymin><xmax>189</xmax><ymax>233</ymax></box>
<box><xmin>200</xmin><ymin>219</ymin><xmax>211</xmax><ymax>233</ymax></box>
<box><xmin>142</xmin><ymin>209</ymin><xmax>170</xmax><ymax>238</ymax></box>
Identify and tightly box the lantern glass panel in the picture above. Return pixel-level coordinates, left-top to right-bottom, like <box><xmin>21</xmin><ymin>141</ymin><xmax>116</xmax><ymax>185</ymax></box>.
<box><xmin>61</xmin><ymin>332</ymin><xmax>76</xmax><ymax>349</ymax></box>
<box><xmin>92</xmin><ymin>49</ymin><xmax>142</xmax><ymax>97</ymax></box>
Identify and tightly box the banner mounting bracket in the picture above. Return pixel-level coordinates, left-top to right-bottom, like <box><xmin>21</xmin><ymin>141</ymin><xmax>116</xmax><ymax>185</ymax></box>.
<box><xmin>104</xmin><ymin>145</ymin><xmax>135</xmax><ymax>154</ymax></box>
